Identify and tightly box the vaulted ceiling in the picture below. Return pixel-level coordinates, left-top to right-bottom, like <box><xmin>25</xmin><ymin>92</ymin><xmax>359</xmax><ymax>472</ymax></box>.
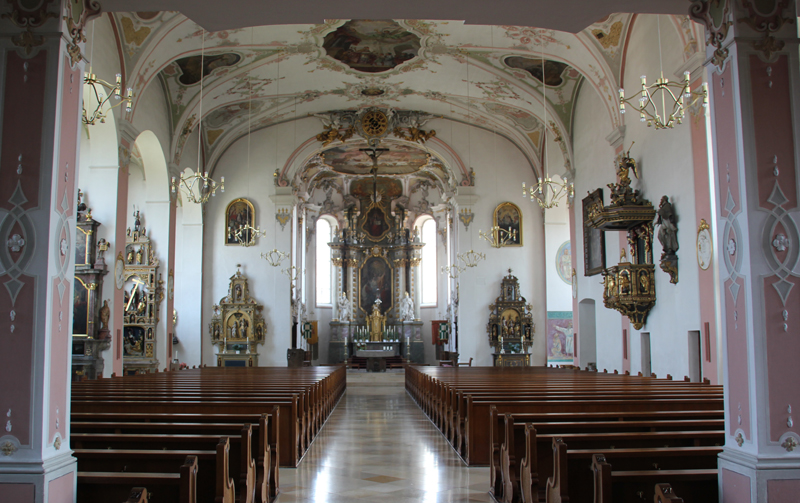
<box><xmin>105</xmin><ymin>11</ymin><xmax>703</xmax><ymax>176</ymax></box>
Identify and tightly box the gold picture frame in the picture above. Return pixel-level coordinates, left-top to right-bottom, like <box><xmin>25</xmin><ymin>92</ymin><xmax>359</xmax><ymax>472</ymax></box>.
<box><xmin>225</xmin><ymin>198</ymin><xmax>256</xmax><ymax>246</ymax></box>
<box><xmin>493</xmin><ymin>202</ymin><xmax>523</xmax><ymax>247</ymax></box>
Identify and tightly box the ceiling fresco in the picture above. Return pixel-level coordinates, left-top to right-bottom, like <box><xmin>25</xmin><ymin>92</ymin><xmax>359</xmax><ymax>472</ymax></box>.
<box><xmin>322</xmin><ymin>20</ymin><xmax>421</xmax><ymax>73</ymax></box>
<box><xmin>99</xmin><ymin>13</ymin><xmax>703</xmax><ymax>179</ymax></box>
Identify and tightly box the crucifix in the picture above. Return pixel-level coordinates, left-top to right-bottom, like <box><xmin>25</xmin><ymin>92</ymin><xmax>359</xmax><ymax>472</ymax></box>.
<box><xmin>360</xmin><ymin>146</ymin><xmax>389</xmax><ymax>201</ymax></box>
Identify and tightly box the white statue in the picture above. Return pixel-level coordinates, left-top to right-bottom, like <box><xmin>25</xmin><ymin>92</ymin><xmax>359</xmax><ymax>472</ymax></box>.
<box><xmin>399</xmin><ymin>291</ymin><xmax>415</xmax><ymax>321</ymax></box>
<box><xmin>338</xmin><ymin>292</ymin><xmax>353</xmax><ymax>322</ymax></box>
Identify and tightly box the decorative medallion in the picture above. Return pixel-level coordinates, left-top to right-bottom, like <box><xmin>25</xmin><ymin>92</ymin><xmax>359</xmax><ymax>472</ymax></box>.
<box><xmin>697</xmin><ymin>219</ymin><xmax>713</xmax><ymax>270</ymax></box>
<box><xmin>781</xmin><ymin>435</ymin><xmax>798</xmax><ymax>452</ymax></box>
<box><xmin>361</xmin><ymin>109</ymin><xmax>389</xmax><ymax>137</ymax></box>
<box><xmin>772</xmin><ymin>233</ymin><xmax>790</xmax><ymax>252</ymax></box>
<box><xmin>1</xmin><ymin>441</ymin><xmax>17</xmax><ymax>456</ymax></box>
<box><xmin>556</xmin><ymin>241</ymin><xmax>572</xmax><ymax>284</ymax></box>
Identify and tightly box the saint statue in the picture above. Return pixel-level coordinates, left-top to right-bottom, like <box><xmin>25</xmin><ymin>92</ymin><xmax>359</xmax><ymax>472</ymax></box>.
<box><xmin>98</xmin><ymin>300</ymin><xmax>111</xmax><ymax>330</ymax></box>
<box><xmin>126</xmin><ymin>249</ymin><xmax>135</xmax><ymax>264</ymax></box>
<box><xmin>337</xmin><ymin>292</ymin><xmax>353</xmax><ymax>322</ymax></box>
<box><xmin>367</xmin><ymin>300</ymin><xmax>386</xmax><ymax>342</ymax></box>
<box><xmin>399</xmin><ymin>291</ymin><xmax>414</xmax><ymax>321</ymax></box>
<box><xmin>655</xmin><ymin>195</ymin><xmax>679</xmax><ymax>257</ymax></box>
<box><xmin>135</xmin><ymin>248</ymin><xmax>143</xmax><ymax>264</ymax></box>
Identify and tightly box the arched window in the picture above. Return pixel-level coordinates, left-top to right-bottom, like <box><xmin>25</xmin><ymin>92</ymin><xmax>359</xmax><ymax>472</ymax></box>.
<box><xmin>315</xmin><ymin>218</ymin><xmax>333</xmax><ymax>306</ymax></box>
<box><xmin>419</xmin><ymin>217</ymin><xmax>438</xmax><ymax>306</ymax></box>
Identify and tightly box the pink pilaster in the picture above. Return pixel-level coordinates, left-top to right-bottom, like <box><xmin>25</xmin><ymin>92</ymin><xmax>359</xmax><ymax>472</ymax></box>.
<box><xmin>0</xmin><ymin>1</ymin><xmax>94</xmax><ymax>501</ymax></box>
<box><xmin>690</xmin><ymin>0</ymin><xmax>800</xmax><ymax>500</ymax></box>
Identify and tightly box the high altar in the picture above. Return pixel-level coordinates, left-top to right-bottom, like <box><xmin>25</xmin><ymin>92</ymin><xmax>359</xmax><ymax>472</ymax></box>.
<box><xmin>209</xmin><ymin>267</ymin><xmax>267</xmax><ymax>367</ymax></box>
<box><xmin>326</xmin><ymin>176</ymin><xmax>425</xmax><ymax>363</ymax></box>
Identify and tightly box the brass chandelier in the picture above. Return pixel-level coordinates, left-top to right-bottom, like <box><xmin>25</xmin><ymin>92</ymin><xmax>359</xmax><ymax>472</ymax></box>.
<box><xmin>171</xmin><ymin>29</ymin><xmax>224</xmax><ymax>204</ymax></box>
<box><xmin>82</xmin><ymin>23</ymin><xmax>133</xmax><ymax>126</ymax></box>
<box><xmin>83</xmin><ymin>72</ymin><xmax>133</xmax><ymax>125</ymax></box>
<box><xmin>618</xmin><ymin>16</ymin><xmax>708</xmax><ymax>129</ymax></box>
<box><xmin>479</xmin><ymin>226</ymin><xmax>517</xmax><ymax>248</ymax></box>
<box><xmin>521</xmin><ymin>43</ymin><xmax>572</xmax><ymax>210</ymax></box>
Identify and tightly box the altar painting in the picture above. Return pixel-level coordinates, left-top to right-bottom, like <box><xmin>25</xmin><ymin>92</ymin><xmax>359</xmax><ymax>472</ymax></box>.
<box><xmin>362</xmin><ymin>205</ymin><xmax>391</xmax><ymax>240</ymax></box>
<box><xmin>494</xmin><ymin>202</ymin><xmax>522</xmax><ymax>246</ymax></box>
<box><xmin>225</xmin><ymin>198</ymin><xmax>255</xmax><ymax>245</ymax></box>
<box><xmin>359</xmin><ymin>256</ymin><xmax>392</xmax><ymax>315</ymax></box>
<box><xmin>546</xmin><ymin>311</ymin><xmax>574</xmax><ymax>364</ymax></box>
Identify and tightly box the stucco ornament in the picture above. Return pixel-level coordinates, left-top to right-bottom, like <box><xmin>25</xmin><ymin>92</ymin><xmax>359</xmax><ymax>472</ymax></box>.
<box><xmin>772</xmin><ymin>233</ymin><xmax>790</xmax><ymax>252</ymax></box>
<box><xmin>6</xmin><ymin>234</ymin><xmax>24</xmax><ymax>252</ymax></box>
<box><xmin>60</xmin><ymin>238</ymin><xmax>68</xmax><ymax>256</ymax></box>
<box><xmin>727</xmin><ymin>238</ymin><xmax>736</xmax><ymax>256</ymax></box>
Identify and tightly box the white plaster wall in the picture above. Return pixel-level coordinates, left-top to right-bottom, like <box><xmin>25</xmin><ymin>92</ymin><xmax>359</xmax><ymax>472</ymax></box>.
<box><xmin>570</xmin><ymin>14</ymin><xmax>704</xmax><ymax>378</ymax></box>
<box><xmin>544</xmin><ymin>177</ymin><xmax>573</xmax><ymax>313</ymax></box>
<box><xmin>173</xmin><ymin>200</ymin><xmax>204</xmax><ymax>367</ymax></box>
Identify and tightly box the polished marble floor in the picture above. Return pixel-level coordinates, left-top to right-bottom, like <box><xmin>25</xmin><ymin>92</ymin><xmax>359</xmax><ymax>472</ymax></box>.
<box><xmin>277</xmin><ymin>371</ymin><xmax>490</xmax><ymax>503</ymax></box>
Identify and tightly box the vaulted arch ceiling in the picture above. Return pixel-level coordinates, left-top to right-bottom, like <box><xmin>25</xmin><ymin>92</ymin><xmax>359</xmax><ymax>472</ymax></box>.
<box><xmin>108</xmin><ymin>13</ymin><xmax>703</xmax><ymax>177</ymax></box>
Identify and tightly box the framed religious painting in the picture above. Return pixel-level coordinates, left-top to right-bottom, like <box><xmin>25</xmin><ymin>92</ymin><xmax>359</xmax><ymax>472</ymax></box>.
<box><xmin>493</xmin><ymin>202</ymin><xmax>522</xmax><ymax>247</ymax></box>
<box><xmin>583</xmin><ymin>189</ymin><xmax>606</xmax><ymax>276</ymax></box>
<box><xmin>359</xmin><ymin>255</ymin><xmax>393</xmax><ymax>315</ymax></box>
<box><xmin>225</xmin><ymin>198</ymin><xmax>256</xmax><ymax>246</ymax></box>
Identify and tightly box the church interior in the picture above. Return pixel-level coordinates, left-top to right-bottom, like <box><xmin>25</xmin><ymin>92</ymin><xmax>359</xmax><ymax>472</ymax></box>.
<box><xmin>1</xmin><ymin>0</ymin><xmax>799</xmax><ymax>502</ymax></box>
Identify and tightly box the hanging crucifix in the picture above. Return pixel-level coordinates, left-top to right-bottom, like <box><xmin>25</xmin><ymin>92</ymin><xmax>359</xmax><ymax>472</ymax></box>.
<box><xmin>360</xmin><ymin>146</ymin><xmax>389</xmax><ymax>202</ymax></box>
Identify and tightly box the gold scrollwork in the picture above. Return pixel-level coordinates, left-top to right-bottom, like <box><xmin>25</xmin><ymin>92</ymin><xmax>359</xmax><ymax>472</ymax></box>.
<box><xmin>393</xmin><ymin>126</ymin><xmax>436</xmax><ymax>144</ymax></box>
<box><xmin>331</xmin><ymin>258</ymin><xmax>343</xmax><ymax>267</ymax></box>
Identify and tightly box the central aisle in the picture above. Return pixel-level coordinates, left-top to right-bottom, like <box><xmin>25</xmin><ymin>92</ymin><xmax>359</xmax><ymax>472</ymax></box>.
<box><xmin>278</xmin><ymin>370</ymin><xmax>490</xmax><ymax>503</ymax></box>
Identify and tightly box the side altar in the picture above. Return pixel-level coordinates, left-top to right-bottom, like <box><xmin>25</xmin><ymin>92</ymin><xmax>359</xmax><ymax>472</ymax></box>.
<box><xmin>487</xmin><ymin>270</ymin><xmax>535</xmax><ymax>367</ymax></box>
<box><xmin>209</xmin><ymin>267</ymin><xmax>267</xmax><ymax>367</ymax></box>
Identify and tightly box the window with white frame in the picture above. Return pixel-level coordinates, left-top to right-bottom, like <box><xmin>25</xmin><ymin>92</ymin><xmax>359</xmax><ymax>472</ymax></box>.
<box><xmin>419</xmin><ymin>217</ymin><xmax>438</xmax><ymax>306</ymax></box>
<box><xmin>315</xmin><ymin>217</ymin><xmax>333</xmax><ymax>306</ymax></box>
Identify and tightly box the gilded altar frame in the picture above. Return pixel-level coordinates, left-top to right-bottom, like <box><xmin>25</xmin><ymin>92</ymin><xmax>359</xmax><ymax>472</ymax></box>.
<box><xmin>486</xmin><ymin>270</ymin><xmax>534</xmax><ymax>352</ymax></box>
<box><xmin>209</xmin><ymin>268</ymin><xmax>267</xmax><ymax>363</ymax></box>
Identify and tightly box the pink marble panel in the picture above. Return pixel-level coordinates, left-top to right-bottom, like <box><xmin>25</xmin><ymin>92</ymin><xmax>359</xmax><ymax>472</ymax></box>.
<box><xmin>0</xmin><ymin>51</ymin><xmax>46</xmax><ymax>211</ymax></box>
<box><xmin>167</xmin><ymin>199</ymin><xmax>177</xmax><ymax>360</ymax></box>
<box><xmin>725</xmin><ymin>276</ymin><xmax>750</xmax><ymax>438</ymax></box>
<box><xmin>750</xmin><ymin>55</ymin><xmax>797</xmax><ymax>210</ymax></box>
<box><xmin>0</xmin><ymin>273</ymin><xmax>34</xmax><ymax>444</ymax></box>
<box><xmin>690</xmin><ymin>78</ymin><xmax>718</xmax><ymax>383</ymax></box>
<box><xmin>112</xmin><ymin>161</ymin><xmax>129</xmax><ymax>376</ymax></box>
<box><xmin>569</xmin><ymin>202</ymin><xmax>578</xmax><ymax>366</ymax></box>
<box><xmin>764</xmin><ymin>276</ymin><xmax>800</xmax><ymax>441</ymax></box>
<box><xmin>713</xmin><ymin>67</ymin><xmax>740</xmax><ymax>217</ymax></box>
<box><xmin>722</xmin><ymin>468</ymin><xmax>751</xmax><ymax>503</ymax></box>
<box><xmin>767</xmin><ymin>479</ymin><xmax>800</xmax><ymax>503</ymax></box>
<box><xmin>47</xmin><ymin>473</ymin><xmax>74</xmax><ymax>503</ymax></box>
<box><xmin>0</xmin><ymin>483</ymin><xmax>35</xmax><ymax>502</ymax></box>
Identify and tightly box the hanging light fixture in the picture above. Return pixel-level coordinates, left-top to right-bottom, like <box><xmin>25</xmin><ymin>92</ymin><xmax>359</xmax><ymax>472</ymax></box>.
<box><xmin>479</xmin><ymin>226</ymin><xmax>517</xmax><ymax>248</ymax></box>
<box><xmin>522</xmin><ymin>42</ymin><xmax>572</xmax><ymax>209</ymax></box>
<box><xmin>171</xmin><ymin>28</ymin><xmax>224</xmax><ymax>204</ymax></box>
<box><xmin>618</xmin><ymin>15</ymin><xmax>708</xmax><ymax>129</ymax></box>
<box><xmin>83</xmin><ymin>22</ymin><xmax>133</xmax><ymax>125</ymax></box>
<box><xmin>236</xmin><ymin>31</ymin><xmax>265</xmax><ymax>247</ymax></box>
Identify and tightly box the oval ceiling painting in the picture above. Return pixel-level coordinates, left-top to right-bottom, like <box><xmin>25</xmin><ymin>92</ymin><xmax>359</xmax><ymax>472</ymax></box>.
<box><xmin>323</xmin><ymin>20</ymin><xmax>421</xmax><ymax>73</ymax></box>
<box><xmin>321</xmin><ymin>141</ymin><xmax>439</xmax><ymax>176</ymax></box>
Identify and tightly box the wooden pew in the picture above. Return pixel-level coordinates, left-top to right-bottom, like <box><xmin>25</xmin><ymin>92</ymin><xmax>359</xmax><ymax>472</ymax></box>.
<box><xmin>77</xmin><ymin>455</ymin><xmax>202</xmax><ymax>503</ymax></box>
<box><xmin>591</xmin><ymin>453</ymin><xmax>717</xmax><ymax>503</ymax></box>
<box><xmin>544</xmin><ymin>437</ymin><xmax>720</xmax><ymax>503</ymax></box>
<box><xmin>72</xmin><ymin>411</ymin><xmax>279</xmax><ymax>502</ymax></box>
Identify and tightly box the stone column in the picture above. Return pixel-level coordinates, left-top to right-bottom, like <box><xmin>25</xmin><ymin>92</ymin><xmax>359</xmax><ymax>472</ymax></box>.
<box><xmin>690</xmin><ymin>1</ymin><xmax>800</xmax><ymax>499</ymax></box>
<box><xmin>0</xmin><ymin>1</ymin><xmax>99</xmax><ymax>500</ymax></box>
